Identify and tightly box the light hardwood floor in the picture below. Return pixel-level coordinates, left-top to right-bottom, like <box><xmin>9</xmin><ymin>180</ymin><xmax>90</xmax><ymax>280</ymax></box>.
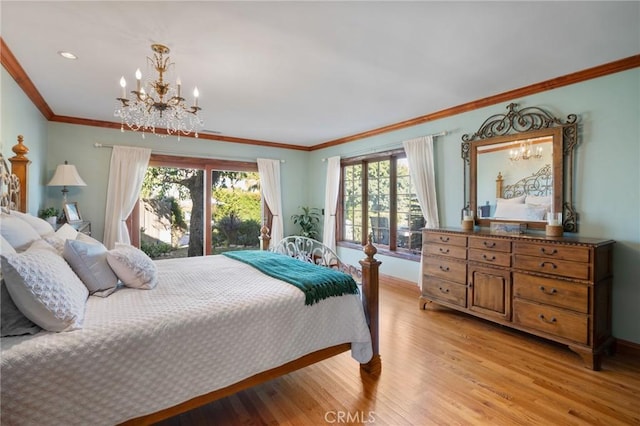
<box><xmin>158</xmin><ymin>282</ymin><xmax>640</xmax><ymax>425</ymax></box>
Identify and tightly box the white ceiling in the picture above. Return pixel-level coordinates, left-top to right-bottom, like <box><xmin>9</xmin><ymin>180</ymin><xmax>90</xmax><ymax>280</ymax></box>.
<box><xmin>1</xmin><ymin>1</ymin><xmax>638</xmax><ymax>147</ymax></box>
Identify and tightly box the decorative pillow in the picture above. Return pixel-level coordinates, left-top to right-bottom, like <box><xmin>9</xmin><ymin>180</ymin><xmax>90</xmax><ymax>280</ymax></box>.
<box><xmin>9</xmin><ymin>210</ymin><xmax>55</xmax><ymax>237</ymax></box>
<box><xmin>43</xmin><ymin>235</ymin><xmax>65</xmax><ymax>255</ymax></box>
<box><xmin>64</xmin><ymin>239</ymin><xmax>118</xmax><ymax>297</ymax></box>
<box><xmin>496</xmin><ymin>195</ymin><xmax>526</xmax><ymax>204</ymax></box>
<box><xmin>107</xmin><ymin>243</ymin><xmax>158</xmax><ymax>289</ymax></box>
<box><xmin>1</xmin><ymin>279</ymin><xmax>42</xmax><ymax>337</ymax></box>
<box><xmin>1</xmin><ymin>240</ymin><xmax>88</xmax><ymax>332</ymax></box>
<box><xmin>525</xmin><ymin>205</ymin><xmax>548</xmax><ymax>221</ymax></box>
<box><xmin>494</xmin><ymin>202</ymin><xmax>529</xmax><ymax>220</ymax></box>
<box><xmin>43</xmin><ymin>223</ymin><xmax>83</xmax><ymax>255</ymax></box>
<box><xmin>55</xmin><ymin>223</ymin><xmax>79</xmax><ymax>241</ymax></box>
<box><xmin>76</xmin><ymin>232</ymin><xmax>102</xmax><ymax>246</ymax></box>
<box><xmin>0</xmin><ymin>213</ymin><xmax>42</xmax><ymax>252</ymax></box>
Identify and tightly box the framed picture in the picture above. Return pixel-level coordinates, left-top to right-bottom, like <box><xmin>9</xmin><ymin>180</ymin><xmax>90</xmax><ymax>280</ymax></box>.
<box><xmin>63</xmin><ymin>202</ymin><xmax>82</xmax><ymax>223</ymax></box>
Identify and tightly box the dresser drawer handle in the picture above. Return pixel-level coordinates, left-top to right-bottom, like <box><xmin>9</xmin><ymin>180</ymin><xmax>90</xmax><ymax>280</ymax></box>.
<box><xmin>538</xmin><ymin>314</ymin><xmax>557</xmax><ymax>324</ymax></box>
<box><xmin>539</xmin><ymin>286</ymin><xmax>558</xmax><ymax>295</ymax></box>
<box><xmin>439</xmin><ymin>236</ymin><xmax>450</xmax><ymax>242</ymax></box>
<box><xmin>483</xmin><ymin>241</ymin><xmax>496</xmax><ymax>248</ymax></box>
<box><xmin>438</xmin><ymin>287</ymin><xmax>450</xmax><ymax>294</ymax></box>
<box><xmin>539</xmin><ymin>261</ymin><xmax>557</xmax><ymax>269</ymax></box>
<box><xmin>439</xmin><ymin>265</ymin><xmax>450</xmax><ymax>272</ymax></box>
<box><xmin>540</xmin><ymin>247</ymin><xmax>558</xmax><ymax>255</ymax></box>
<box><xmin>482</xmin><ymin>254</ymin><xmax>496</xmax><ymax>261</ymax></box>
<box><xmin>439</xmin><ymin>248</ymin><xmax>450</xmax><ymax>254</ymax></box>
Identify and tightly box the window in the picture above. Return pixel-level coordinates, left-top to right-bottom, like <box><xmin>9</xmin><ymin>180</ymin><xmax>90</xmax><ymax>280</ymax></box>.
<box><xmin>128</xmin><ymin>154</ymin><xmax>270</xmax><ymax>258</ymax></box>
<box><xmin>339</xmin><ymin>150</ymin><xmax>424</xmax><ymax>258</ymax></box>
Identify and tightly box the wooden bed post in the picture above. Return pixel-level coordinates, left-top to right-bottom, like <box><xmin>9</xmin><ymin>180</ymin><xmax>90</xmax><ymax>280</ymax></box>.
<box><xmin>359</xmin><ymin>238</ymin><xmax>382</xmax><ymax>375</ymax></box>
<box><xmin>495</xmin><ymin>171</ymin><xmax>503</xmax><ymax>199</ymax></box>
<box><xmin>259</xmin><ymin>224</ymin><xmax>271</xmax><ymax>251</ymax></box>
<box><xmin>9</xmin><ymin>135</ymin><xmax>30</xmax><ymax>213</ymax></box>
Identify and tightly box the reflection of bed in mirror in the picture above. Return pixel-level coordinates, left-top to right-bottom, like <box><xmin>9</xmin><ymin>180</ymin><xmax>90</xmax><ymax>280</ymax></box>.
<box><xmin>486</xmin><ymin>164</ymin><xmax>553</xmax><ymax>222</ymax></box>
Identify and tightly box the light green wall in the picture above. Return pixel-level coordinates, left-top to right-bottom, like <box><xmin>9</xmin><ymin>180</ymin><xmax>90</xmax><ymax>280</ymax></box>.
<box><xmin>2</xmin><ymin>65</ymin><xmax>638</xmax><ymax>344</ymax></box>
<box><xmin>1</xmin><ymin>68</ymin><xmax>48</xmax><ymax>215</ymax></box>
<box><xmin>309</xmin><ymin>68</ymin><xmax>640</xmax><ymax>344</ymax></box>
<box><xmin>45</xmin><ymin>123</ymin><xmax>310</xmax><ymax>243</ymax></box>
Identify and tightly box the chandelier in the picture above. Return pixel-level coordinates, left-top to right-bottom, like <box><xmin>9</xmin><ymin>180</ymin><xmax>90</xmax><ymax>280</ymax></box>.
<box><xmin>115</xmin><ymin>44</ymin><xmax>203</xmax><ymax>139</ymax></box>
<box><xmin>509</xmin><ymin>139</ymin><xmax>543</xmax><ymax>162</ymax></box>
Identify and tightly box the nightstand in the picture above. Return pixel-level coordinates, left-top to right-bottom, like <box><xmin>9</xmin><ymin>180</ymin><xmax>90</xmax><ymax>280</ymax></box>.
<box><xmin>56</xmin><ymin>221</ymin><xmax>91</xmax><ymax>236</ymax></box>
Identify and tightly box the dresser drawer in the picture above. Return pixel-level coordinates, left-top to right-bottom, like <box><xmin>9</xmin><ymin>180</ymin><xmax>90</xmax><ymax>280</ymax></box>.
<box><xmin>468</xmin><ymin>237</ymin><xmax>511</xmax><ymax>253</ymax></box>
<box><xmin>422</xmin><ymin>277</ymin><xmax>467</xmax><ymax>307</ymax></box>
<box><xmin>513</xmin><ymin>272</ymin><xmax>588</xmax><ymax>313</ymax></box>
<box><xmin>513</xmin><ymin>255</ymin><xmax>589</xmax><ymax>280</ymax></box>
<box><xmin>513</xmin><ymin>299</ymin><xmax>588</xmax><ymax>344</ymax></box>
<box><xmin>468</xmin><ymin>249</ymin><xmax>511</xmax><ymax>267</ymax></box>
<box><xmin>513</xmin><ymin>242</ymin><xmax>589</xmax><ymax>262</ymax></box>
<box><xmin>424</xmin><ymin>257</ymin><xmax>467</xmax><ymax>284</ymax></box>
<box><xmin>424</xmin><ymin>243</ymin><xmax>467</xmax><ymax>260</ymax></box>
<box><xmin>424</xmin><ymin>232</ymin><xmax>467</xmax><ymax>247</ymax></box>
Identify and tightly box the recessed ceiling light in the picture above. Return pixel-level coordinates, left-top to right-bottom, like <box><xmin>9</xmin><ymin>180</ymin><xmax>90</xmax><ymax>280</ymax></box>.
<box><xmin>58</xmin><ymin>51</ymin><xmax>77</xmax><ymax>60</ymax></box>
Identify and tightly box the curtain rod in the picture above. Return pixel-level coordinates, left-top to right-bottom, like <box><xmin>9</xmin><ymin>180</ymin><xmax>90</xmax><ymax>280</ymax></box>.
<box><xmin>93</xmin><ymin>143</ymin><xmax>285</xmax><ymax>163</ymax></box>
<box><xmin>321</xmin><ymin>130</ymin><xmax>448</xmax><ymax>161</ymax></box>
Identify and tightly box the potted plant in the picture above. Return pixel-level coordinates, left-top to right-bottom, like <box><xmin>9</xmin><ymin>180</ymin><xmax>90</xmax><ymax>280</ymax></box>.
<box><xmin>39</xmin><ymin>207</ymin><xmax>59</xmax><ymax>226</ymax></box>
<box><xmin>291</xmin><ymin>206</ymin><xmax>321</xmax><ymax>239</ymax></box>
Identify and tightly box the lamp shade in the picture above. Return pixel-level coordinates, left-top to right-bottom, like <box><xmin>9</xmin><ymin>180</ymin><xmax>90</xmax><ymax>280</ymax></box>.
<box><xmin>47</xmin><ymin>161</ymin><xmax>87</xmax><ymax>187</ymax></box>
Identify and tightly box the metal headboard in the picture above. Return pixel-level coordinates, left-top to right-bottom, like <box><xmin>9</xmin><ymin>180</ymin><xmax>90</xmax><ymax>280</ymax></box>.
<box><xmin>0</xmin><ymin>153</ymin><xmax>21</xmax><ymax>214</ymax></box>
<box><xmin>273</xmin><ymin>236</ymin><xmax>362</xmax><ymax>283</ymax></box>
<box><xmin>501</xmin><ymin>164</ymin><xmax>552</xmax><ymax>199</ymax></box>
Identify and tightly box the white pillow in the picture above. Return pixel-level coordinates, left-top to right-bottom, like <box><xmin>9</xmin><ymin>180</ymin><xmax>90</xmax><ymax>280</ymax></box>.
<box><xmin>525</xmin><ymin>195</ymin><xmax>551</xmax><ymax>206</ymax></box>
<box><xmin>55</xmin><ymin>223</ymin><xmax>79</xmax><ymax>241</ymax></box>
<box><xmin>494</xmin><ymin>202</ymin><xmax>529</xmax><ymax>220</ymax></box>
<box><xmin>43</xmin><ymin>223</ymin><xmax>83</xmax><ymax>255</ymax></box>
<box><xmin>107</xmin><ymin>243</ymin><xmax>158</xmax><ymax>290</ymax></box>
<box><xmin>1</xmin><ymin>240</ymin><xmax>88</xmax><ymax>332</ymax></box>
<box><xmin>0</xmin><ymin>213</ymin><xmax>42</xmax><ymax>252</ymax></box>
<box><xmin>9</xmin><ymin>210</ymin><xmax>55</xmax><ymax>237</ymax></box>
<box><xmin>525</xmin><ymin>205</ymin><xmax>548</xmax><ymax>221</ymax></box>
<box><xmin>64</xmin><ymin>239</ymin><xmax>118</xmax><ymax>297</ymax></box>
<box><xmin>496</xmin><ymin>194</ymin><xmax>526</xmax><ymax>204</ymax></box>
<box><xmin>1</xmin><ymin>234</ymin><xmax>16</xmax><ymax>255</ymax></box>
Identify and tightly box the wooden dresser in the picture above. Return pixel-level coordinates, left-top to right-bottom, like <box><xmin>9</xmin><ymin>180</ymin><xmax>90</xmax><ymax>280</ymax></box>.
<box><xmin>420</xmin><ymin>228</ymin><xmax>615</xmax><ymax>370</ymax></box>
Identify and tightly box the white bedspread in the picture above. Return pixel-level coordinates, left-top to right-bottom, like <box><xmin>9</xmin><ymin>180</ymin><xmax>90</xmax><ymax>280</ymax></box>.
<box><xmin>1</xmin><ymin>255</ymin><xmax>372</xmax><ymax>425</ymax></box>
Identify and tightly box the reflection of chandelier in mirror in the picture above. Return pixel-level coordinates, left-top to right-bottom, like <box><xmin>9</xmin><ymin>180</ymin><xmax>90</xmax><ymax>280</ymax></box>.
<box><xmin>509</xmin><ymin>140</ymin><xmax>543</xmax><ymax>161</ymax></box>
<box><xmin>114</xmin><ymin>44</ymin><xmax>203</xmax><ymax>139</ymax></box>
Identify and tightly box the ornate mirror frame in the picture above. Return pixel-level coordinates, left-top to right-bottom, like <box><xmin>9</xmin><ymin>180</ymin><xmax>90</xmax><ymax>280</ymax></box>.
<box><xmin>462</xmin><ymin>103</ymin><xmax>579</xmax><ymax>232</ymax></box>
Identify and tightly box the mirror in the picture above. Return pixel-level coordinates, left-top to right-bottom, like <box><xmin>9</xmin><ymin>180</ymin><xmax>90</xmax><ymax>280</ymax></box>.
<box><xmin>462</xmin><ymin>103</ymin><xmax>578</xmax><ymax>232</ymax></box>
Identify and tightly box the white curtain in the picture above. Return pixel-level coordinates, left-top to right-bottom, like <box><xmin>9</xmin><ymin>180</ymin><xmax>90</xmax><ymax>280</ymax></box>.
<box><xmin>257</xmin><ymin>158</ymin><xmax>284</xmax><ymax>249</ymax></box>
<box><xmin>322</xmin><ymin>156</ymin><xmax>341</xmax><ymax>251</ymax></box>
<box><xmin>403</xmin><ymin>135</ymin><xmax>439</xmax><ymax>288</ymax></box>
<box><xmin>403</xmin><ymin>135</ymin><xmax>439</xmax><ymax>228</ymax></box>
<box><xmin>103</xmin><ymin>146</ymin><xmax>151</xmax><ymax>249</ymax></box>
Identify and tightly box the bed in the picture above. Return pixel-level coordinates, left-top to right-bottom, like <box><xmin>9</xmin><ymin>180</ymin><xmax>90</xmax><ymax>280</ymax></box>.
<box><xmin>0</xmin><ymin>138</ymin><xmax>381</xmax><ymax>425</ymax></box>
<box><xmin>492</xmin><ymin>164</ymin><xmax>553</xmax><ymax>221</ymax></box>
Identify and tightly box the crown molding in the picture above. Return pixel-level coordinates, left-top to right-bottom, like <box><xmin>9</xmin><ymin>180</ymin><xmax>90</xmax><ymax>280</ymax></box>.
<box><xmin>313</xmin><ymin>54</ymin><xmax>640</xmax><ymax>150</ymax></box>
<box><xmin>1</xmin><ymin>37</ymin><xmax>54</xmax><ymax>120</ymax></box>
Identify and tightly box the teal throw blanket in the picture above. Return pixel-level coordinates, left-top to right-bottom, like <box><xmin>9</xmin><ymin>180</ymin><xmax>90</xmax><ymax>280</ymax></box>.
<box><xmin>223</xmin><ymin>250</ymin><xmax>358</xmax><ymax>305</ymax></box>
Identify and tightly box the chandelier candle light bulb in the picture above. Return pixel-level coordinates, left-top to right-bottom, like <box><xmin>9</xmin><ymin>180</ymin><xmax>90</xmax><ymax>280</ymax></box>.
<box><xmin>120</xmin><ymin>76</ymin><xmax>127</xmax><ymax>99</ymax></box>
